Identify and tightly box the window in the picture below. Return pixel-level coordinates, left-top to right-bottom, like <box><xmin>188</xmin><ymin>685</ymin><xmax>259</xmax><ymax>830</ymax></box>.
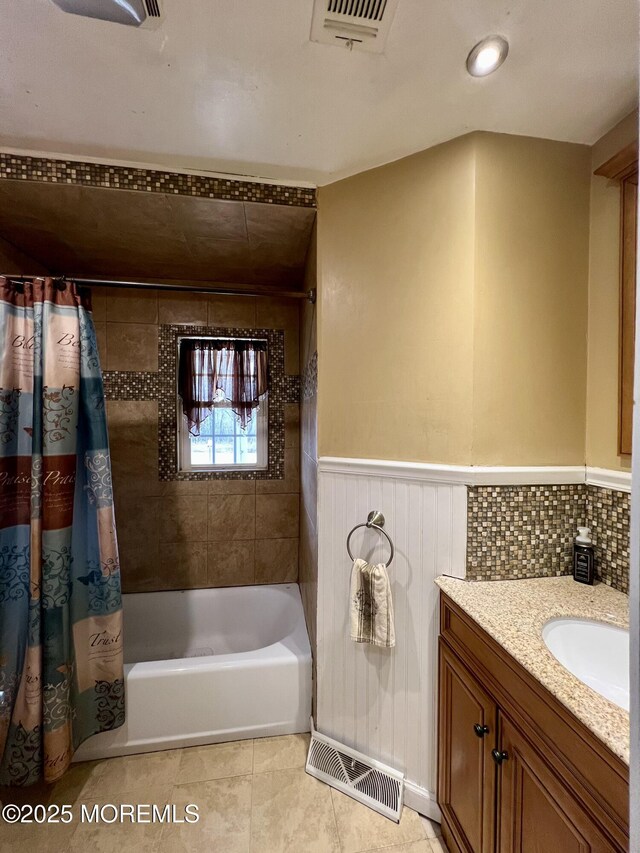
<box><xmin>178</xmin><ymin>397</ymin><xmax>268</xmax><ymax>471</ymax></box>
<box><xmin>177</xmin><ymin>336</ymin><xmax>269</xmax><ymax>472</ymax></box>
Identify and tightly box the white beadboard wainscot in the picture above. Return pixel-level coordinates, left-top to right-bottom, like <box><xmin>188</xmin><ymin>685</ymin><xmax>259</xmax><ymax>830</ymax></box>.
<box><xmin>314</xmin><ymin>457</ymin><xmax>629</xmax><ymax>819</ymax></box>
<box><xmin>316</xmin><ymin>458</ymin><xmax>467</xmax><ymax>820</ymax></box>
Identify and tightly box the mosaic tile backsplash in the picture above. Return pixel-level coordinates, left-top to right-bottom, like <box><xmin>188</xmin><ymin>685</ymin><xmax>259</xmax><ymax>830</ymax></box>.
<box><xmin>586</xmin><ymin>485</ymin><xmax>630</xmax><ymax>594</ymax></box>
<box><xmin>466</xmin><ymin>484</ymin><xmax>630</xmax><ymax>594</ymax></box>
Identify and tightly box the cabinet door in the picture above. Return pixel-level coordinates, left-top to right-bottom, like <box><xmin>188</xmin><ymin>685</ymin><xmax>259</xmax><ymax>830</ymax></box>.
<box><xmin>438</xmin><ymin>641</ymin><xmax>497</xmax><ymax>853</ymax></box>
<box><xmin>496</xmin><ymin>715</ymin><xmax>618</xmax><ymax>853</ymax></box>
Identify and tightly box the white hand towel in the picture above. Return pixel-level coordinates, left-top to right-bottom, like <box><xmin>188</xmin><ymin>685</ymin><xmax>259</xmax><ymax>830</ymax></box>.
<box><xmin>350</xmin><ymin>558</ymin><xmax>395</xmax><ymax>648</ymax></box>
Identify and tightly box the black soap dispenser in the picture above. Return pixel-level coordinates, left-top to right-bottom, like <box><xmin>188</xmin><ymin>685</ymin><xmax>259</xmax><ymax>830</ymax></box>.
<box><xmin>573</xmin><ymin>527</ymin><xmax>595</xmax><ymax>585</ymax></box>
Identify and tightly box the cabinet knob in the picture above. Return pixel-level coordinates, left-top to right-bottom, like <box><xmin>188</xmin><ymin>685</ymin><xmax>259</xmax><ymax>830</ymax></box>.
<box><xmin>491</xmin><ymin>749</ymin><xmax>509</xmax><ymax>765</ymax></box>
<box><xmin>473</xmin><ymin>724</ymin><xmax>490</xmax><ymax>738</ymax></box>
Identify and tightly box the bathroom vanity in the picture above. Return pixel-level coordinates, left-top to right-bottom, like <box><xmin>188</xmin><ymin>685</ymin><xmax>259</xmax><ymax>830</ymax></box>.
<box><xmin>436</xmin><ymin>577</ymin><xmax>629</xmax><ymax>853</ymax></box>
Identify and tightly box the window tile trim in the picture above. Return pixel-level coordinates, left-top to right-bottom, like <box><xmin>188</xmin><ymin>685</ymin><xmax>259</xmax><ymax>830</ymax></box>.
<box><xmin>102</xmin><ymin>323</ymin><xmax>300</xmax><ymax>481</ymax></box>
<box><xmin>159</xmin><ymin>324</ymin><xmax>285</xmax><ymax>480</ymax></box>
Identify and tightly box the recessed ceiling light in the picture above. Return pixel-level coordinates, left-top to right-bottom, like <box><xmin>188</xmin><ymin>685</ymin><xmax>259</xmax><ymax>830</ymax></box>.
<box><xmin>466</xmin><ymin>35</ymin><xmax>509</xmax><ymax>78</ymax></box>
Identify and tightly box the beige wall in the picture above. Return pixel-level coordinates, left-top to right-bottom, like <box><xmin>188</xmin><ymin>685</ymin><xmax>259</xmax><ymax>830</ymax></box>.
<box><xmin>317</xmin><ymin>134</ymin><xmax>477</xmax><ymax>464</ymax></box>
<box><xmin>317</xmin><ymin>131</ymin><xmax>592</xmax><ymax>465</ymax></box>
<box><xmin>472</xmin><ymin>133</ymin><xmax>591</xmax><ymax>464</ymax></box>
<box><xmin>93</xmin><ymin>286</ymin><xmax>301</xmax><ymax>593</ymax></box>
<box><xmin>586</xmin><ymin>111</ymin><xmax>638</xmax><ymax>471</ymax></box>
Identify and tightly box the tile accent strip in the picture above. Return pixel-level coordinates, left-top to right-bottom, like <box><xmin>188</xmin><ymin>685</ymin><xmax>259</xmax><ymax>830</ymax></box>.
<box><xmin>466</xmin><ymin>483</ymin><xmax>630</xmax><ymax>594</ymax></box>
<box><xmin>0</xmin><ymin>153</ymin><xmax>317</xmax><ymax>208</ymax></box>
<box><xmin>102</xmin><ymin>371</ymin><xmax>160</xmax><ymax>400</ymax></box>
<box><xmin>103</xmin><ymin>325</ymin><xmax>299</xmax><ymax>481</ymax></box>
<box><xmin>283</xmin><ymin>374</ymin><xmax>300</xmax><ymax>404</ymax></box>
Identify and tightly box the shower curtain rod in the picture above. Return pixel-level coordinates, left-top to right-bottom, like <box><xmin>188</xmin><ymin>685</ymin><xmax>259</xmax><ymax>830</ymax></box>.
<box><xmin>2</xmin><ymin>275</ymin><xmax>316</xmax><ymax>303</ymax></box>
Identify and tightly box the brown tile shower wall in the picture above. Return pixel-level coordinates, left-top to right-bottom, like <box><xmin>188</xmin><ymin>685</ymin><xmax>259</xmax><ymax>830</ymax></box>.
<box><xmin>299</xmin><ymin>334</ymin><xmax>318</xmax><ymax>647</ymax></box>
<box><xmin>0</xmin><ymin>234</ymin><xmax>48</xmax><ymax>274</ymax></box>
<box><xmin>466</xmin><ymin>483</ymin><xmax>630</xmax><ymax>593</ymax></box>
<box><xmin>94</xmin><ymin>287</ymin><xmax>301</xmax><ymax>593</ymax></box>
<box><xmin>299</xmin><ymin>229</ymin><xmax>318</xmax><ymax>714</ymax></box>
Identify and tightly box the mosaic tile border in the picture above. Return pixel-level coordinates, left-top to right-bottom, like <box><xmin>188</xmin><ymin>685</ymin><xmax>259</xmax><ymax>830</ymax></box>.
<box><xmin>0</xmin><ymin>153</ymin><xmax>316</xmax><ymax>208</ymax></box>
<box><xmin>466</xmin><ymin>483</ymin><xmax>630</xmax><ymax>594</ymax></box>
<box><xmin>284</xmin><ymin>374</ymin><xmax>300</xmax><ymax>404</ymax></box>
<box><xmin>158</xmin><ymin>324</ymin><xmax>287</xmax><ymax>481</ymax></box>
<box><xmin>102</xmin><ymin>371</ymin><xmax>160</xmax><ymax>400</ymax></box>
<box><xmin>104</xmin><ymin>361</ymin><xmax>299</xmax><ymax>409</ymax></box>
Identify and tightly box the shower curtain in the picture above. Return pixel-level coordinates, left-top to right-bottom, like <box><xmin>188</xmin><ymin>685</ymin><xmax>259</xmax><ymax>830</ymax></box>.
<box><xmin>0</xmin><ymin>277</ymin><xmax>124</xmax><ymax>786</ymax></box>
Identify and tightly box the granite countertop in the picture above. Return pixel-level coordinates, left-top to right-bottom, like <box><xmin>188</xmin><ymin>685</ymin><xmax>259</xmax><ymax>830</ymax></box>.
<box><xmin>435</xmin><ymin>575</ymin><xmax>630</xmax><ymax>764</ymax></box>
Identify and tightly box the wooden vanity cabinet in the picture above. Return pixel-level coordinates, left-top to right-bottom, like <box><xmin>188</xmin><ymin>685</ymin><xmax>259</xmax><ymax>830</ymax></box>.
<box><xmin>496</xmin><ymin>715</ymin><xmax>613</xmax><ymax>853</ymax></box>
<box><xmin>439</xmin><ymin>642</ymin><xmax>497</xmax><ymax>853</ymax></box>
<box><xmin>437</xmin><ymin>593</ymin><xmax>629</xmax><ymax>853</ymax></box>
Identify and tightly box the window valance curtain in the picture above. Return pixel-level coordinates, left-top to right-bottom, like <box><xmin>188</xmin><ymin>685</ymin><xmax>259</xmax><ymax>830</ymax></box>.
<box><xmin>178</xmin><ymin>338</ymin><xmax>268</xmax><ymax>436</ymax></box>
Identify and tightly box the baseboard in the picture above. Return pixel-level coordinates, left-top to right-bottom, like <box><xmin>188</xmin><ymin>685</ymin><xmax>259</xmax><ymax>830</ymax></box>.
<box><xmin>403</xmin><ymin>779</ymin><xmax>441</xmax><ymax>823</ymax></box>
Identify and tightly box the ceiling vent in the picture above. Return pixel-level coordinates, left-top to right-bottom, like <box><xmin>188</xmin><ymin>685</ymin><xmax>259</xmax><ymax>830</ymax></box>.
<box><xmin>50</xmin><ymin>0</ymin><xmax>164</xmax><ymax>29</ymax></box>
<box><xmin>139</xmin><ymin>0</ymin><xmax>163</xmax><ymax>28</ymax></box>
<box><xmin>310</xmin><ymin>0</ymin><xmax>401</xmax><ymax>53</ymax></box>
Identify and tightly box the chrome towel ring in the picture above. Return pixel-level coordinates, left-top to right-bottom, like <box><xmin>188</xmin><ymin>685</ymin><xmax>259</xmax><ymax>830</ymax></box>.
<box><xmin>346</xmin><ymin>510</ymin><xmax>395</xmax><ymax>568</ymax></box>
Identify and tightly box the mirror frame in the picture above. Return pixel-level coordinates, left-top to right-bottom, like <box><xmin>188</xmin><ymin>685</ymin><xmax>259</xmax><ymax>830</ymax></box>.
<box><xmin>594</xmin><ymin>141</ymin><xmax>639</xmax><ymax>458</ymax></box>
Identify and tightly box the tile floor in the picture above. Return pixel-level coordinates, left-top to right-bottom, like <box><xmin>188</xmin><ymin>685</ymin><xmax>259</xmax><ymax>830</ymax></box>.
<box><xmin>0</xmin><ymin>734</ymin><xmax>447</xmax><ymax>853</ymax></box>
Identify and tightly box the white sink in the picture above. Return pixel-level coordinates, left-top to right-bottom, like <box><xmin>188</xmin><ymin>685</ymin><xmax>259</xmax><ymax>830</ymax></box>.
<box><xmin>542</xmin><ymin>618</ymin><xmax>629</xmax><ymax>711</ymax></box>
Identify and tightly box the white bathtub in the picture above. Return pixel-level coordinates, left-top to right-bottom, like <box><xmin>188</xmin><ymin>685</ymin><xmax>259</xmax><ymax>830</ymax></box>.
<box><xmin>74</xmin><ymin>583</ymin><xmax>312</xmax><ymax>761</ymax></box>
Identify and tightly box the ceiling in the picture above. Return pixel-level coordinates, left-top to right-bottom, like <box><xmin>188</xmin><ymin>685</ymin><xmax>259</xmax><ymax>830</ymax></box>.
<box><xmin>0</xmin><ymin>0</ymin><xmax>637</xmax><ymax>185</ymax></box>
<box><xmin>0</xmin><ymin>180</ymin><xmax>316</xmax><ymax>287</ymax></box>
